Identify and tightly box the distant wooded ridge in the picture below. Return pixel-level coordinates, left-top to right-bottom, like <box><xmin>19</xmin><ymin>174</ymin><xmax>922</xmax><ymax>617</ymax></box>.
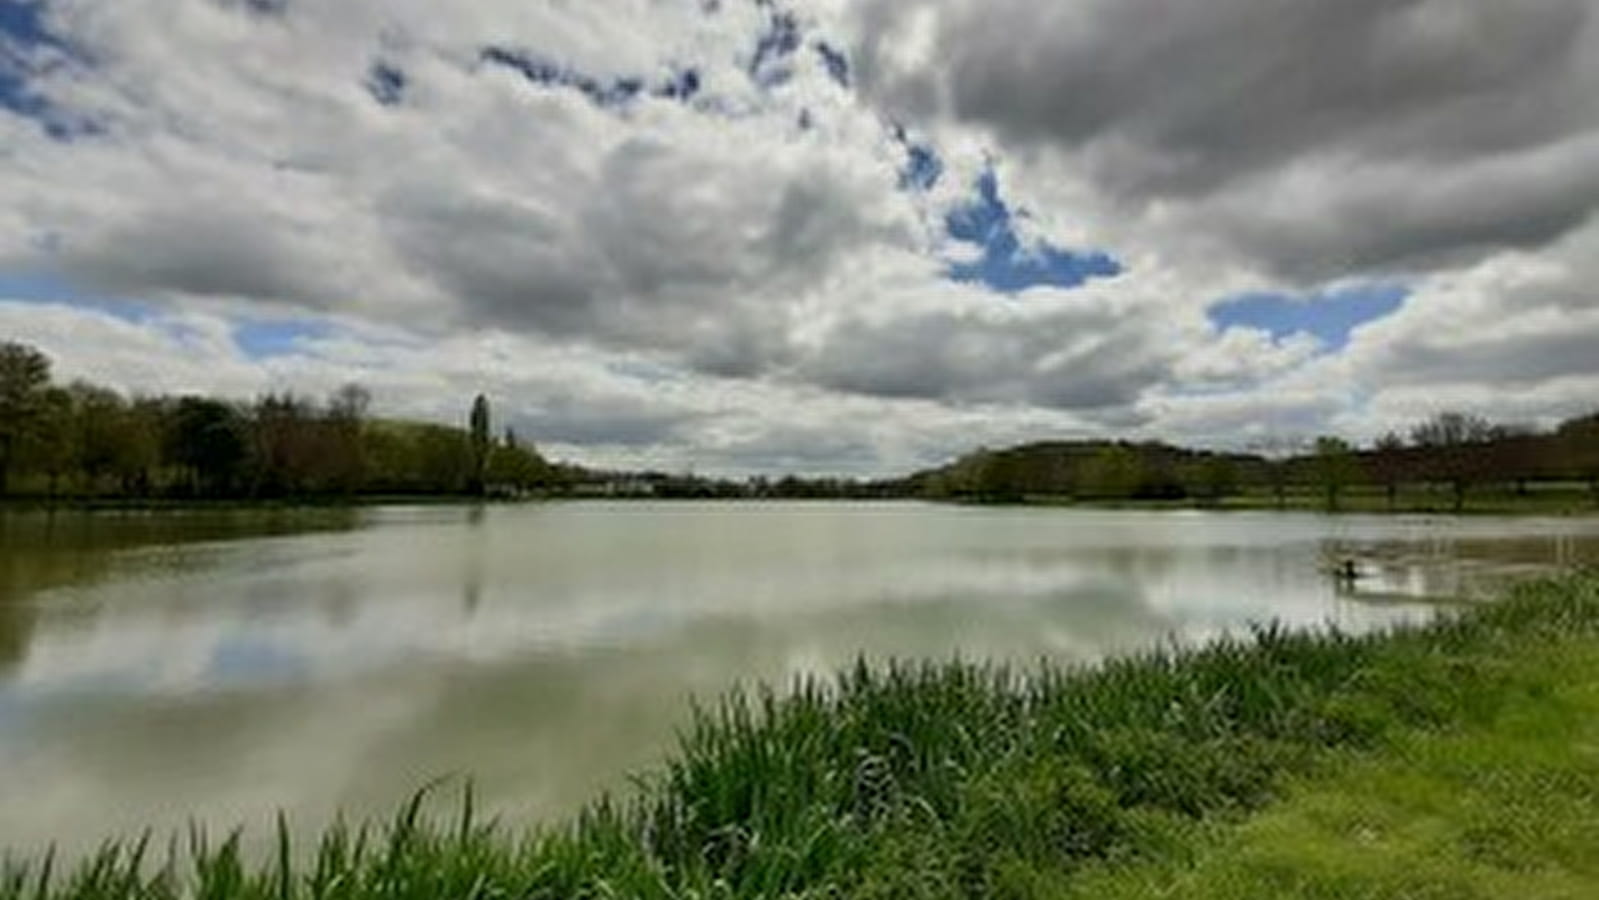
<box><xmin>904</xmin><ymin>417</ymin><xmax>1599</xmax><ymax>512</ymax></box>
<box><xmin>3</xmin><ymin>340</ymin><xmax>1597</xmax><ymax>509</ymax></box>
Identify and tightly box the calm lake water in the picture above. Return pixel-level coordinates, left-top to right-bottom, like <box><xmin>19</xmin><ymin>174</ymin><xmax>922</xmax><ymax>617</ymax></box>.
<box><xmin>3</xmin><ymin>502</ymin><xmax>1599</xmax><ymax>856</ymax></box>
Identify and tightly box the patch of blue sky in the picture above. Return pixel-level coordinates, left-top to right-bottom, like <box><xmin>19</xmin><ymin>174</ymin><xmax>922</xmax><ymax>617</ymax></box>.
<box><xmin>893</xmin><ymin>125</ymin><xmax>943</xmax><ymax>191</ymax></box>
<box><xmin>815</xmin><ymin>41</ymin><xmax>849</xmax><ymax>87</ymax></box>
<box><xmin>242</xmin><ymin>0</ymin><xmax>289</xmax><ymax>16</ymax></box>
<box><xmin>944</xmin><ymin>169</ymin><xmax>1122</xmax><ymax>293</ymax></box>
<box><xmin>1</xmin><ymin>270</ymin><xmax>343</xmax><ymax>362</ymax></box>
<box><xmin>659</xmin><ymin>67</ymin><xmax>701</xmax><ymax>101</ymax></box>
<box><xmin>606</xmin><ymin>359</ymin><xmax>683</xmax><ymax>383</ymax></box>
<box><xmin>480</xmin><ymin>46</ymin><xmax>702</xmax><ymax>110</ymax></box>
<box><xmin>0</xmin><ymin>272</ymin><xmax>156</xmax><ymax>322</ymax></box>
<box><xmin>364</xmin><ymin>60</ymin><xmax>406</xmax><ymax>106</ymax></box>
<box><xmin>1208</xmin><ymin>282</ymin><xmax>1409</xmax><ymax>350</ymax></box>
<box><xmin>232</xmin><ymin>316</ymin><xmax>333</xmax><ymax>359</ymax></box>
<box><xmin>0</xmin><ymin>1</ymin><xmax>99</xmax><ymax>140</ymax></box>
<box><xmin>748</xmin><ymin>5</ymin><xmax>801</xmax><ymax>87</ymax></box>
<box><xmin>0</xmin><ymin>2</ymin><xmax>63</xmax><ymax>68</ymax></box>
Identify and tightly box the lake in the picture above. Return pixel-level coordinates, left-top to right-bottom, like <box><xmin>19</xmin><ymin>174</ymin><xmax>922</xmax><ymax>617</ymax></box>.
<box><xmin>3</xmin><ymin>502</ymin><xmax>1598</xmax><ymax>857</ymax></box>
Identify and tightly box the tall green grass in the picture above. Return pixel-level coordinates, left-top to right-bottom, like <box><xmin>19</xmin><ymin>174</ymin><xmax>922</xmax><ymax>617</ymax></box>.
<box><xmin>6</xmin><ymin>574</ymin><xmax>1598</xmax><ymax>899</ymax></box>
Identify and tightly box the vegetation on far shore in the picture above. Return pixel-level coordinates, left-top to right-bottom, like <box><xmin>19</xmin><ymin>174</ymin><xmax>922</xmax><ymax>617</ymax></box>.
<box><xmin>0</xmin><ymin>341</ymin><xmax>566</xmax><ymax>502</ymax></box>
<box><xmin>5</xmin><ymin>340</ymin><xmax>1598</xmax><ymax>511</ymax></box>
<box><xmin>6</xmin><ymin>573</ymin><xmax>1598</xmax><ymax>899</ymax></box>
<box><xmin>912</xmin><ymin>417</ymin><xmax>1599</xmax><ymax>514</ymax></box>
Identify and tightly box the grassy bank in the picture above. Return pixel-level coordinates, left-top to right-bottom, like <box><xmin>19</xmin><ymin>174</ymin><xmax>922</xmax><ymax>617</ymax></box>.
<box><xmin>990</xmin><ymin>484</ymin><xmax>1599</xmax><ymax>516</ymax></box>
<box><xmin>1062</xmin><ymin>646</ymin><xmax>1599</xmax><ymax>899</ymax></box>
<box><xmin>6</xmin><ymin>576</ymin><xmax>1599</xmax><ymax>899</ymax></box>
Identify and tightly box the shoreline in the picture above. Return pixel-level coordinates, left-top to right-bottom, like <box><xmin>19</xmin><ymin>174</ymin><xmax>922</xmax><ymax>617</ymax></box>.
<box><xmin>3</xmin><ymin>492</ymin><xmax>1595</xmax><ymax>516</ymax></box>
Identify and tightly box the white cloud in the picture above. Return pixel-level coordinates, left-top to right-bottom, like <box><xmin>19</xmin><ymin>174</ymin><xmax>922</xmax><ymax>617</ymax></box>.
<box><xmin>3</xmin><ymin>0</ymin><xmax>1597</xmax><ymax>474</ymax></box>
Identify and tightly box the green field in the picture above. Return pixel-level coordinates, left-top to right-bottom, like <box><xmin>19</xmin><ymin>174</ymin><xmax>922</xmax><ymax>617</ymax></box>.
<box><xmin>990</xmin><ymin>485</ymin><xmax>1596</xmax><ymax>516</ymax></box>
<box><xmin>6</xmin><ymin>575</ymin><xmax>1599</xmax><ymax>899</ymax></box>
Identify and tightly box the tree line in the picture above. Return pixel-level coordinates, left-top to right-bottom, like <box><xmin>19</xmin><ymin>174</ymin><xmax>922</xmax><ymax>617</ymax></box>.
<box><xmin>913</xmin><ymin>411</ymin><xmax>1599</xmax><ymax>512</ymax></box>
<box><xmin>6</xmin><ymin>338</ymin><xmax>1598</xmax><ymax>510</ymax></box>
<box><xmin>0</xmin><ymin>341</ymin><xmax>560</xmax><ymax>501</ymax></box>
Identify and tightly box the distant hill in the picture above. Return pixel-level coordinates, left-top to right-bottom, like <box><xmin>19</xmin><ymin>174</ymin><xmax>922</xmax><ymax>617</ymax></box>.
<box><xmin>902</xmin><ymin>412</ymin><xmax>1599</xmax><ymax>511</ymax></box>
<box><xmin>906</xmin><ymin>440</ymin><xmax>1266</xmax><ymax>502</ymax></box>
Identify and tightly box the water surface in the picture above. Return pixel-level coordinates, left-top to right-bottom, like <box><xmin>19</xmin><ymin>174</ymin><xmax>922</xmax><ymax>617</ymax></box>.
<box><xmin>3</xmin><ymin>502</ymin><xmax>1598</xmax><ymax>856</ymax></box>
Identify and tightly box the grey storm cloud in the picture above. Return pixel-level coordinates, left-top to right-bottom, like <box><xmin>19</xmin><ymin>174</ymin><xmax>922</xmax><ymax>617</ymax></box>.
<box><xmin>379</xmin><ymin>136</ymin><xmax>886</xmax><ymax>377</ymax></box>
<box><xmin>858</xmin><ymin>0</ymin><xmax>1599</xmax><ymax>281</ymax></box>
<box><xmin>1387</xmin><ymin>327</ymin><xmax>1599</xmax><ymax>389</ymax></box>
<box><xmin>801</xmin><ymin>302</ymin><xmax>1171</xmax><ymax>412</ymax></box>
<box><xmin>515</xmin><ymin>405</ymin><xmax>693</xmax><ymax>448</ymax></box>
<box><xmin>62</xmin><ymin>204</ymin><xmax>346</xmax><ymax>310</ymax></box>
<box><xmin>498</xmin><ymin>378</ymin><xmax>705</xmax><ymax>448</ymax></box>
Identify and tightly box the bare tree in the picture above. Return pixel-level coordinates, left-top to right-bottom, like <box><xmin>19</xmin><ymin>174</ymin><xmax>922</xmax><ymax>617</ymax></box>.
<box><xmin>1410</xmin><ymin>411</ymin><xmax>1495</xmax><ymax>512</ymax></box>
<box><xmin>1368</xmin><ymin>431</ymin><xmax>1407</xmax><ymax>511</ymax></box>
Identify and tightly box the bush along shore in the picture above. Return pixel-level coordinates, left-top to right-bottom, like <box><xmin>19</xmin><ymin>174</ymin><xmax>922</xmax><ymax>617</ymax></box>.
<box><xmin>6</xmin><ymin>574</ymin><xmax>1599</xmax><ymax>899</ymax></box>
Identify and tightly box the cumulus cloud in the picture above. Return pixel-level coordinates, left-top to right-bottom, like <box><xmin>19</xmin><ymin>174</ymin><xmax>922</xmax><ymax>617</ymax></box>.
<box><xmin>1339</xmin><ymin>217</ymin><xmax>1599</xmax><ymax>397</ymax></box>
<box><xmin>858</xmin><ymin>0</ymin><xmax>1599</xmax><ymax>281</ymax></box>
<box><xmin>2</xmin><ymin>0</ymin><xmax>1597</xmax><ymax>472</ymax></box>
<box><xmin>4</xmin><ymin>0</ymin><xmax>915</xmax><ymax>354</ymax></box>
<box><xmin>800</xmin><ymin>285</ymin><xmax>1172</xmax><ymax>414</ymax></box>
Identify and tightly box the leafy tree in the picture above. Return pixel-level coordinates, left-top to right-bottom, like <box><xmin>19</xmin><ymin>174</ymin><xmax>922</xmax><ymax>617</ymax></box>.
<box><xmin>419</xmin><ymin>424</ymin><xmax>474</xmax><ymax>493</ymax></box>
<box><xmin>0</xmin><ymin>343</ymin><xmax>563</xmax><ymax>501</ymax></box>
<box><xmin>171</xmin><ymin>397</ymin><xmax>247</xmax><ymax>496</ymax></box>
<box><xmin>1251</xmin><ymin>436</ymin><xmax>1304</xmax><ymax>510</ymax></box>
<box><xmin>487</xmin><ymin>432</ymin><xmax>552</xmax><ymax>493</ymax></box>
<box><xmin>68</xmin><ymin>381</ymin><xmax>129</xmax><ymax>493</ymax></box>
<box><xmin>977</xmin><ymin>450</ymin><xmax>1028</xmax><ymax>502</ymax></box>
<box><xmin>30</xmin><ymin>388</ymin><xmax>75</xmax><ymax>497</ymax></box>
<box><xmin>1313</xmin><ymin>436</ymin><xmax>1356</xmax><ymax>512</ymax></box>
<box><xmin>1081</xmin><ymin>444</ymin><xmax>1145</xmax><ymax>500</ymax></box>
<box><xmin>116</xmin><ymin>397</ymin><xmax>165</xmax><ymax>496</ymax></box>
<box><xmin>469</xmin><ymin>394</ymin><xmax>491</xmax><ymax>496</ymax></box>
<box><xmin>1191</xmin><ymin>455</ymin><xmax>1238</xmax><ymax>505</ymax></box>
<box><xmin>935</xmin><ymin>448</ymin><xmax>992</xmax><ymax>499</ymax></box>
<box><xmin>0</xmin><ymin>342</ymin><xmax>51</xmax><ymax>496</ymax></box>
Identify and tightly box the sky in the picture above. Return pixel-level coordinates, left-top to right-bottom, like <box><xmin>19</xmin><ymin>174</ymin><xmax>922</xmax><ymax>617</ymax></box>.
<box><xmin>1</xmin><ymin>0</ymin><xmax>1597</xmax><ymax>476</ymax></box>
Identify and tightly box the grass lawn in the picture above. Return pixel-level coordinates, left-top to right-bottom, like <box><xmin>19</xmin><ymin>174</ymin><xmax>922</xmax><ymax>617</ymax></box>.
<box><xmin>1007</xmin><ymin>485</ymin><xmax>1599</xmax><ymax>516</ymax></box>
<box><xmin>1061</xmin><ymin>636</ymin><xmax>1599</xmax><ymax>898</ymax></box>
